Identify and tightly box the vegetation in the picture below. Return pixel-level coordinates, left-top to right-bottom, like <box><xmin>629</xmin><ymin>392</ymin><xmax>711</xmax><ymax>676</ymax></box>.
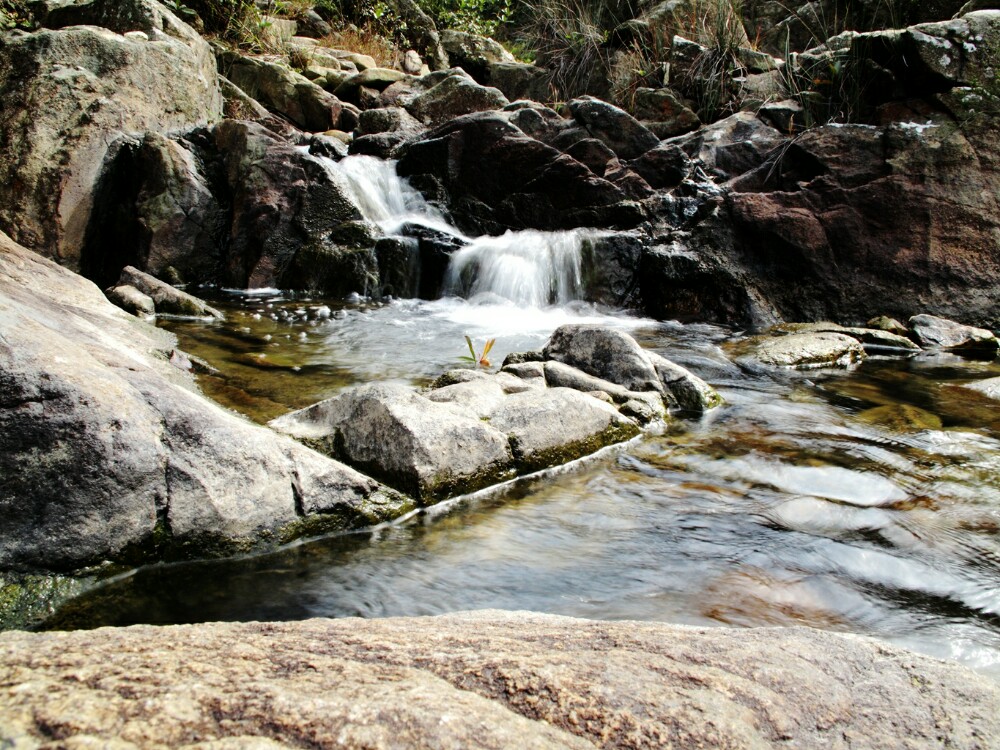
<box><xmin>460</xmin><ymin>336</ymin><xmax>496</xmax><ymax>368</ymax></box>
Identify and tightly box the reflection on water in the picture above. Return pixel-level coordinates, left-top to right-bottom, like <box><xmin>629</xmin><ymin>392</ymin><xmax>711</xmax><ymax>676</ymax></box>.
<box><xmin>45</xmin><ymin>292</ymin><xmax>1000</xmax><ymax>680</ymax></box>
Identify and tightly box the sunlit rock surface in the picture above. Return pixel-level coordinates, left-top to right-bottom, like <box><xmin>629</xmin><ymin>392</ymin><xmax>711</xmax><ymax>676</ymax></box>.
<box><xmin>1</xmin><ymin>611</ymin><xmax>998</xmax><ymax>749</ymax></box>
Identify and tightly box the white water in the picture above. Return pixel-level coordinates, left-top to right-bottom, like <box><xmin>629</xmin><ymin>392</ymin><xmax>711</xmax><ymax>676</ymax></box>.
<box><xmin>322</xmin><ymin>155</ymin><xmax>605</xmax><ymax>310</ymax></box>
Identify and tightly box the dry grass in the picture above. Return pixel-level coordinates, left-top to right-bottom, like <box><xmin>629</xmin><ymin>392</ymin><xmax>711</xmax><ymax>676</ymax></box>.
<box><xmin>321</xmin><ymin>27</ymin><xmax>399</xmax><ymax>67</ymax></box>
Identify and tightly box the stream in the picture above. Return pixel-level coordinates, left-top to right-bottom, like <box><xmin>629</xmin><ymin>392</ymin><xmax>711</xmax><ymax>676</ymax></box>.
<box><xmin>41</xmin><ymin>157</ymin><xmax>1000</xmax><ymax>680</ymax></box>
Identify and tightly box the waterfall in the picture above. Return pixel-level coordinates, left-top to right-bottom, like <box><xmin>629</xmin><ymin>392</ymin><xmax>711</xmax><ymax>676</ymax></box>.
<box><xmin>444</xmin><ymin>230</ymin><xmax>590</xmax><ymax>307</ymax></box>
<box><xmin>322</xmin><ymin>155</ymin><xmax>596</xmax><ymax>308</ymax></box>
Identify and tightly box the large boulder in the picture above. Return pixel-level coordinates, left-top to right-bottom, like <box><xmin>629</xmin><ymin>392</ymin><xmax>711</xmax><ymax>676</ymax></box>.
<box><xmin>212</xmin><ymin>120</ymin><xmax>370</xmax><ymax>291</ymax></box>
<box><xmin>439</xmin><ymin>29</ymin><xmax>515</xmax><ymax>82</ymax></box>
<box><xmin>909</xmin><ymin>314</ymin><xmax>1000</xmax><ymax>355</ymax></box>
<box><xmin>407</xmin><ymin>72</ymin><xmax>510</xmax><ymax>125</ymax></box>
<box><xmin>0</xmin><ymin>0</ymin><xmax>223</xmax><ymax>271</ymax></box>
<box><xmin>397</xmin><ymin>111</ymin><xmax>646</xmax><ymax>233</ymax></box>
<box><xmin>566</xmin><ymin>96</ymin><xmax>661</xmax><ymax>160</ymax></box>
<box><xmin>271</xmin><ymin>383</ymin><xmax>516</xmax><ymax>502</ymax></box>
<box><xmin>2</xmin><ymin>612</ymin><xmax>999</xmax><ymax>747</ymax></box>
<box><xmin>0</xmin><ymin>231</ymin><xmax>409</xmax><ymax>579</ymax></box>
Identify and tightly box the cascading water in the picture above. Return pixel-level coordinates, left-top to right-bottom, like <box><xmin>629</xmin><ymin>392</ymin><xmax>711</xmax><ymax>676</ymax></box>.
<box><xmin>322</xmin><ymin>155</ymin><xmax>602</xmax><ymax>309</ymax></box>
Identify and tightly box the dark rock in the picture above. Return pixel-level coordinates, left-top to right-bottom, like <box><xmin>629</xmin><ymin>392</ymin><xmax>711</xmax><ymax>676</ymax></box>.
<box><xmin>375</xmin><ymin>236</ymin><xmax>421</xmax><ymax>298</ymax></box>
<box><xmin>567</xmin><ymin>97</ymin><xmax>661</xmax><ymax>159</ymax></box>
<box><xmin>667</xmin><ymin>112</ymin><xmax>787</xmax><ymax>180</ymax></box>
<box><xmin>213</xmin><ymin>120</ymin><xmax>363</xmax><ymax>289</ymax></box>
<box><xmin>295</xmin><ymin>9</ymin><xmax>332</xmax><ymax>38</ymax></box>
<box><xmin>398</xmin><ymin>112</ymin><xmax>645</xmax><ymax>233</ymax></box>
<box><xmin>486</xmin><ymin>62</ymin><xmax>553</xmax><ymax>102</ymax></box>
<box><xmin>629</xmin><ymin>143</ymin><xmax>692</xmax><ymax>189</ymax></box>
<box><xmin>632</xmin><ymin>87</ymin><xmax>701</xmax><ymax>138</ymax></box>
<box><xmin>544</xmin><ymin>324</ymin><xmax>662</xmax><ymax>392</ymax></box>
<box><xmin>407</xmin><ymin>73</ymin><xmax>510</xmax><ymax>125</ymax></box>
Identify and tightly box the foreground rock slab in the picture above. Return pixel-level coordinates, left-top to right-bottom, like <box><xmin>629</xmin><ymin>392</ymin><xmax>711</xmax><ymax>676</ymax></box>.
<box><xmin>1</xmin><ymin>611</ymin><xmax>998</xmax><ymax>749</ymax></box>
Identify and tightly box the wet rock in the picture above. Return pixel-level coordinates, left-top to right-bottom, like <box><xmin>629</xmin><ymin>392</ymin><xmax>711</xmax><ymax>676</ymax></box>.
<box><xmin>489</xmin><ymin>388</ymin><xmax>639</xmax><ymax>472</ymax></box>
<box><xmin>566</xmin><ymin>96</ymin><xmax>661</xmax><ymax>160</ymax></box>
<box><xmin>0</xmin><ymin>231</ymin><xmax>408</xmax><ymax>576</ymax></box>
<box><xmin>114</xmin><ymin>266</ymin><xmax>222</xmax><ymax>319</ymax></box>
<box><xmin>668</xmin><ymin>112</ymin><xmax>787</xmax><ymax>180</ymax></box>
<box><xmin>397</xmin><ymin>111</ymin><xmax>643</xmax><ymax>233</ymax></box>
<box><xmin>629</xmin><ymin>143</ymin><xmax>692</xmax><ymax>189</ymax></box>
<box><xmin>3</xmin><ymin>612</ymin><xmax>998</xmax><ymax>748</ymax></box>
<box><xmin>648</xmin><ymin>352</ymin><xmax>724</xmax><ymax>413</ymax></box>
<box><xmin>270</xmin><ymin>383</ymin><xmax>515</xmax><ymax>502</ymax></box>
<box><xmin>544</xmin><ymin>324</ymin><xmax>662</xmax><ymax>392</ymax></box>
<box><xmin>773</xmin><ymin>322</ymin><xmax>920</xmax><ymax>352</ymax></box>
<box><xmin>857</xmin><ymin>403</ymin><xmax>944</xmax><ymax>431</ymax></box>
<box><xmin>737</xmin><ymin>332</ymin><xmax>867</xmax><ymax>369</ymax></box>
<box><xmin>964</xmin><ymin>376</ymin><xmax>1000</xmax><ymax>401</ymax></box>
<box><xmin>909</xmin><ymin>314</ymin><xmax>999</xmax><ymax>355</ymax></box>
<box><xmin>213</xmin><ymin>120</ymin><xmax>363</xmax><ymax>289</ymax></box>
<box><xmin>0</xmin><ymin>2</ymin><xmax>222</xmax><ymax>271</ymax></box>
<box><xmin>217</xmin><ymin>50</ymin><xmax>347</xmax><ymax>132</ymax></box>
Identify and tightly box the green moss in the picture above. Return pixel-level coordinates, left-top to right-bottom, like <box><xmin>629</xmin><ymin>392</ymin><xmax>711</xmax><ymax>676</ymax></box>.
<box><xmin>510</xmin><ymin>419</ymin><xmax>641</xmax><ymax>474</ymax></box>
<box><xmin>0</xmin><ymin>573</ymin><xmax>89</xmax><ymax>631</ymax></box>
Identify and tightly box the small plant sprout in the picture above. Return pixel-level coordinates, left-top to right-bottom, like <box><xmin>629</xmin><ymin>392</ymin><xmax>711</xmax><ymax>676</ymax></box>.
<box><xmin>460</xmin><ymin>336</ymin><xmax>496</xmax><ymax>368</ymax></box>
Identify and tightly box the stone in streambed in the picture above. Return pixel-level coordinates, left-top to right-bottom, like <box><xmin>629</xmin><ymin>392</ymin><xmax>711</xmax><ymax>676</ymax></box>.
<box><xmin>647</xmin><ymin>352</ymin><xmax>723</xmax><ymax>414</ymax></box>
<box><xmin>542</xmin><ymin>360</ymin><xmax>666</xmax><ymax>422</ymax></box>
<box><xmin>489</xmin><ymin>389</ymin><xmax>640</xmax><ymax>473</ymax></box>
<box><xmin>270</xmin><ymin>383</ymin><xmax>516</xmax><ymax>502</ymax></box>
<box><xmin>735</xmin><ymin>332</ymin><xmax>867</xmax><ymax>369</ymax></box>
<box><xmin>113</xmin><ymin>266</ymin><xmax>222</xmax><ymax>319</ymax></box>
<box><xmin>963</xmin><ymin>376</ymin><xmax>1000</xmax><ymax>401</ymax></box>
<box><xmin>772</xmin><ymin>322</ymin><xmax>920</xmax><ymax>352</ymax></box>
<box><xmin>909</xmin><ymin>314</ymin><xmax>999</xmax><ymax>356</ymax></box>
<box><xmin>105</xmin><ymin>284</ymin><xmax>155</xmax><ymax>317</ymax></box>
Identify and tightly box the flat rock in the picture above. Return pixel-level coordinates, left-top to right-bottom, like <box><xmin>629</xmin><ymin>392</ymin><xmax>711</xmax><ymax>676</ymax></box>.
<box><xmin>739</xmin><ymin>332</ymin><xmax>867</xmax><ymax>369</ymax></box>
<box><xmin>909</xmin><ymin>314</ymin><xmax>999</xmax><ymax>355</ymax></box>
<box><xmin>2</xmin><ymin>611</ymin><xmax>998</xmax><ymax>749</ymax></box>
<box><xmin>489</xmin><ymin>388</ymin><xmax>640</xmax><ymax>472</ymax></box>
<box><xmin>773</xmin><ymin>322</ymin><xmax>920</xmax><ymax>351</ymax></box>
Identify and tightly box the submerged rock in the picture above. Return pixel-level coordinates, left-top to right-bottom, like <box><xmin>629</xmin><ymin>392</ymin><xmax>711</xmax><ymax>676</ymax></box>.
<box><xmin>2</xmin><ymin>612</ymin><xmax>998</xmax><ymax>748</ymax></box>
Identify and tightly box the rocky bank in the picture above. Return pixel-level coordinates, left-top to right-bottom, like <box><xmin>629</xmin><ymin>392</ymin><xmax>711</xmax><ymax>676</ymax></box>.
<box><xmin>2</xmin><ymin>611</ymin><xmax>1000</xmax><ymax>749</ymax></box>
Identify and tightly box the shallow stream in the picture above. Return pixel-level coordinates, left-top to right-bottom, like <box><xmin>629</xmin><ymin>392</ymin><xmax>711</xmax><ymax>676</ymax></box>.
<box><xmin>42</xmin><ymin>157</ymin><xmax>1000</xmax><ymax>679</ymax></box>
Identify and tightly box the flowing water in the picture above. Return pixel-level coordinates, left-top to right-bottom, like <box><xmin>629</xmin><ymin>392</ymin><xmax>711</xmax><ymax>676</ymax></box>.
<box><xmin>43</xmin><ymin>158</ymin><xmax>1000</xmax><ymax>679</ymax></box>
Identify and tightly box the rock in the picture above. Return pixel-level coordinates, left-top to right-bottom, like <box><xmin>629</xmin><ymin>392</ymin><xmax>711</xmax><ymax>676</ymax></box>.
<box><xmin>407</xmin><ymin>73</ymin><xmax>510</xmax><ymax>125</ymax></box>
<box><xmin>335</xmin><ymin>68</ymin><xmax>410</xmax><ymax>102</ymax></box>
<box><xmin>403</xmin><ymin>49</ymin><xmax>424</xmax><ymax>74</ymax></box>
<box><xmin>909</xmin><ymin>314</ymin><xmax>999</xmax><ymax>355</ymax></box>
<box><xmin>489</xmin><ymin>388</ymin><xmax>640</xmax><ymax>472</ymax></box>
<box><xmin>115</xmin><ymin>266</ymin><xmax>222</xmax><ymax>318</ymax></box>
<box><xmin>0</xmin><ymin>1</ymin><xmax>223</xmax><ymax>271</ymax></box>
<box><xmin>0</xmin><ymin>231</ymin><xmax>409</xmax><ymax>578</ymax></box>
<box><xmin>213</xmin><ymin>120</ymin><xmax>364</xmax><ymax>289</ymax></box>
<box><xmin>270</xmin><ymin>383</ymin><xmax>515</xmax><ymax>502</ymax></box>
<box><xmin>857</xmin><ymin>403</ymin><xmax>944</xmax><ymax>431</ymax></box>
<box><xmin>772</xmin><ymin>322</ymin><xmax>921</xmax><ymax>352</ymax></box>
<box><xmin>867</xmin><ymin>316</ymin><xmax>910</xmax><ymax>336</ymax></box>
<box><xmin>757</xmin><ymin>98</ymin><xmax>805</xmax><ymax>133</ymax></box>
<box><xmin>439</xmin><ymin>29</ymin><xmax>515</xmax><ymax>81</ymax></box>
<box><xmin>629</xmin><ymin>143</ymin><xmax>692</xmax><ymax>189</ymax></box>
<box><xmin>105</xmin><ymin>284</ymin><xmax>155</xmax><ymax>316</ymax></box>
<box><xmin>964</xmin><ymin>376</ymin><xmax>1000</xmax><ymax>401</ymax></box>
<box><xmin>132</xmin><ymin>132</ymin><xmax>225</xmax><ymax>283</ymax></box>
<box><xmin>667</xmin><ymin>112</ymin><xmax>787</xmax><ymax>180</ymax></box>
<box><xmin>356</xmin><ymin>106</ymin><xmax>424</xmax><ymax>136</ymax></box>
<box><xmin>501</xmin><ymin>361</ymin><xmax>546</xmax><ymax>380</ymax></box>
<box><xmin>217</xmin><ymin>50</ymin><xmax>347</xmax><ymax>132</ymax></box>
<box><xmin>647</xmin><ymin>352</ymin><xmax>724</xmax><ymax>413</ymax></box>
<box><xmin>566</xmin><ymin>96</ymin><xmax>661</xmax><ymax>160</ymax></box>
<box><xmin>219</xmin><ymin>75</ymin><xmax>295</xmax><ymax>134</ymax></box>
<box><xmin>3</xmin><ymin>612</ymin><xmax>999</xmax><ymax>747</ymax></box>
<box><xmin>295</xmin><ymin>9</ymin><xmax>332</xmax><ymax>38</ymax></box>
<box><xmin>485</xmin><ymin>62</ymin><xmax>553</xmax><ymax>102</ymax></box>
<box><xmin>544</xmin><ymin>324</ymin><xmax>662</xmax><ymax>392</ymax></box>
<box><xmin>397</xmin><ymin>111</ymin><xmax>644</xmax><ymax>233</ymax></box>
<box><xmin>385</xmin><ymin>0</ymin><xmax>449</xmax><ymax>70</ymax></box>
<box><xmin>669</xmin><ymin>103</ymin><xmax>1000</xmax><ymax>328</ymax></box>
<box><xmin>425</xmin><ymin>378</ymin><xmax>507</xmax><ymax>418</ymax></box>
<box><xmin>632</xmin><ymin>87</ymin><xmax>701</xmax><ymax>138</ymax></box>
<box><xmin>737</xmin><ymin>332</ymin><xmax>867</xmax><ymax>369</ymax></box>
